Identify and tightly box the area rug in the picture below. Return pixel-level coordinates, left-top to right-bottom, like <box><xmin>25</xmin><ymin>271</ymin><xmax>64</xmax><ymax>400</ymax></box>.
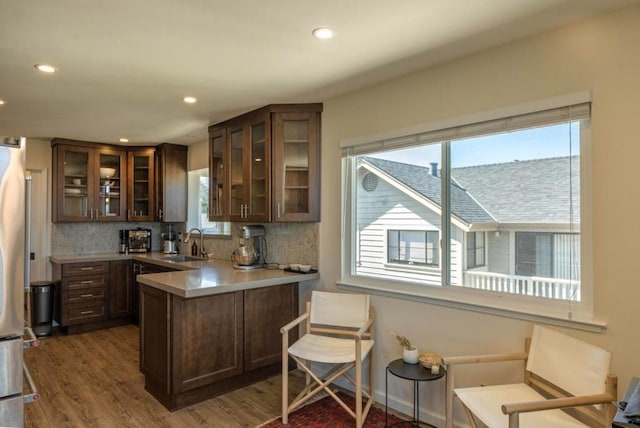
<box><xmin>258</xmin><ymin>391</ymin><xmax>409</xmax><ymax>427</ymax></box>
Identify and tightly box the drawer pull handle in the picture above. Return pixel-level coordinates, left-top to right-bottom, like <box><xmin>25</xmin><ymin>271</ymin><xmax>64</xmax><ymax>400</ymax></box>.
<box><xmin>80</xmin><ymin>294</ymin><xmax>94</xmax><ymax>298</ymax></box>
<box><xmin>80</xmin><ymin>280</ymin><xmax>94</xmax><ymax>284</ymax></box>
<box><xmin>79</xmin><ymin>267</ymin><xmax>94</xmax><ymax>271</ymax></box>
<box><xmin>80</xmin><ymin>311</ymin><xmax>94</xmax><ymax>315</ymax></box>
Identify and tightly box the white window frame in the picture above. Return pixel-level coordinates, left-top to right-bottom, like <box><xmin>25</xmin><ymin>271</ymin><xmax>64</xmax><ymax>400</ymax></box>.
<box><xmin>338</xmin><ymin>92</ymin><xmax>603</xmax><ymax>332</ymax></box>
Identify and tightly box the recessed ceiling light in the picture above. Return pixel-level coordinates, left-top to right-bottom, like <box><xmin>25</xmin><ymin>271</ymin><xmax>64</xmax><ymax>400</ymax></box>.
<box><xmin>183</xmin><ymin>96</ymin><xmax>197</xmax><ymax>104</ymax></box>
<box><xmin>34</xmin><ymin>64</ymin><xmax>58</xmax><ymax>73</ymax></box>
<box><xmin>119</xmin><ymin>138</ymin><xmax>129</xmax><ymax>143</ymax></box>
<box><xmin>312</xmin><ymin>27</ymin><xmax>334</xmax><ymax>39</ymax></box>
<box><xmin>0</xmin><ymin>100</ymin><xmax>5</xmax><ymax>105</ymax></box>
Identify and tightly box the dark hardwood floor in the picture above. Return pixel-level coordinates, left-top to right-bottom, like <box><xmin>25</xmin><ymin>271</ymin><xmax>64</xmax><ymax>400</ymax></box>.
<box><xmin>24</xmin><ymin>324</ymin><xmax>303</xmax><ymax>427</ymax></box>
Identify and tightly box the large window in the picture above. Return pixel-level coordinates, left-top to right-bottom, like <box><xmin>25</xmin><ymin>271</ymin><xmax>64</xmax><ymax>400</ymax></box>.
<box><xmin>341</xmin><ymin>99</ymin><xmax>591</xmax><ymax>322</ymax></box>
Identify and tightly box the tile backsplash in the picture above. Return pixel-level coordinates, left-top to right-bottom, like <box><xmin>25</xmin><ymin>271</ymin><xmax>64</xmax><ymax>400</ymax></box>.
<box><xmin>51</xmin><ymin>222</ymin><xmax>319</xmax><ymax>267</ymax></box>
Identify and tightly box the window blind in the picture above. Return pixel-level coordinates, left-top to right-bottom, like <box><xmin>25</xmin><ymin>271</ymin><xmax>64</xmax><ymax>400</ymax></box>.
<box><xmin>341</xmin><ymin>102</ymin><xmax>590</xmax><ymax>157</ymax></box>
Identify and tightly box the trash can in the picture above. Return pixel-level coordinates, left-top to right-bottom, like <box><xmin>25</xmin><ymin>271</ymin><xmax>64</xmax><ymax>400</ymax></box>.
<box><xmin>30</xmin><ymin>281</ymin><xmax>55</xmax><ymax>337</ymax></box>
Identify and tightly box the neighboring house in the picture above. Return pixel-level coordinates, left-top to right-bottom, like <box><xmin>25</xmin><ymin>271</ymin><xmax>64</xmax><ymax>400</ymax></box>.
<box><xmin>356</xmin><ymin>156</ymin><xmax>581</xmax><ymax>300</ymax></box>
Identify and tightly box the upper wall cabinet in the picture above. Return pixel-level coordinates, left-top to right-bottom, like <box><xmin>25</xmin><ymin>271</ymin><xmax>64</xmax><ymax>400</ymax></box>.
<box><xmin>155</xmin><ymin>143</ymin><xmax>188</xmax><ymax>223</ymax></box>
<box><xmin>208</xmin><ymin>104</ymin><xmax>322</xmax><ymax>223</ymax></box>
<box><xmin>127</xmin><ymin>148</ymin><xmax>155</xmax><ymax>222</ymax></box>
<box><xmin>52</xmin><ymin>139</ymin><xmax>127</xmax><ymax>222</ymax></box>
<box><xmin>52</xmin><ymin>139</ymin><xmax>187</xmax><ymax>223</ymax></box>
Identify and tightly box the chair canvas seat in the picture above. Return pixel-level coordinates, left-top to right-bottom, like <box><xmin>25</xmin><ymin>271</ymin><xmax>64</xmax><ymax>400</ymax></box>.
<box><xmin>455</xmin><ymin>383</ymin><xmax>589</xmax><ymax>428</ymax></box>
<box><xmin>289</xmin><ymin>333</ymin><xmax>375</xmax><ymax>364</ymax></box>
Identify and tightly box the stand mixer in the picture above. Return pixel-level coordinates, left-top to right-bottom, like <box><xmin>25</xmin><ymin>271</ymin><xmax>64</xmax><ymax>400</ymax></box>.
<box><xmin>231</xmin><ymin>225</ymin><xmax>266</xmax><ymax>270</ymax></box>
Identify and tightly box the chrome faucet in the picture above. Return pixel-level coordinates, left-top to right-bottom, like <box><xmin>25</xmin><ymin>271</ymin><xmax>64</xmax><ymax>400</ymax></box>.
<box><xmin>183</xmin><ymin>228</ymin><xmax>205</xmax><ymax>258</ymax></box>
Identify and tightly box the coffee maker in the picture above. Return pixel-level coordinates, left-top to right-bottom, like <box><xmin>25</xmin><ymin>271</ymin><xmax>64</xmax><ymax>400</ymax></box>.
<box><xmin>231</xmin><ymin>225</ymin><xmax>266</xmax><ymax>270</ymax></box>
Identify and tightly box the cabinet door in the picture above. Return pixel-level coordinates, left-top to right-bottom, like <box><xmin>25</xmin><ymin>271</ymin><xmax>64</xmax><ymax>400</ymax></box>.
<box><xmin>246</xmin><ymin>115</ymin><xmax>271</xmax><ymax>221</ymax></box>
<box><xmin>128</xmin><ymin>149</ymin><xmax>155</xmax><ymax>221</ymax></box>
<box><xmin>53</xmin><ymin>144</ymin><xmax>94</xmax><ymax>222</ymax></box>
<box><xmin>172</xmin><ymin>291</ymin><xmax>244</xmax><ymax>392</ymax></box>
<box><xmin>208</xmin><ymin>128</ymin><xmax>227</xmax><ymax>221</ymax></box>
<box><xmin>243</xmin><ymin>283</ymin><xmax>297</xmax><ymax>371</ymax></box>
<box><xmin>109</xmin><ymin>260</ymin><xmax>133</xmax><ymax>319</ymax></box>
<box><xmin>155</xmin><ymin>144</ymin><xmax>188</xmax><ymax>222</ymax></box>
<box><xmin>272</xmin><ymin>111</ymin><xmax>321</xmax><ymax>222</ymax></box>
<box><xmin>96</xmin><ymin>148</ymin><xmax>127</xmax><ymax>221</ymax></box>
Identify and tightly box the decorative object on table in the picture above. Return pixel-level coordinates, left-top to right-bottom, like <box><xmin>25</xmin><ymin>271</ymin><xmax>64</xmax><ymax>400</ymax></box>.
<box><xmin>419</xmin><ymin>352</ymin><xmax>443</xmax><ymax>375</ymax></box>
<box><xmin>259</xmin><ymin>391</ymin><xmax>408</xmax><ymax>428</ymax></box>
<box><xmin>390</xmin><ymin>332</ymin><xmax>419</xmax><ymax>364</ymax></box>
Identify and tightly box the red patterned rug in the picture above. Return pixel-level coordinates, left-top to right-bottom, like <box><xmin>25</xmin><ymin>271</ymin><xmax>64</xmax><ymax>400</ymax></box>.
<box><xmin>259</xmin><ymin>391</ymin><xmax>409</xmax><ymax>427</ymax></box>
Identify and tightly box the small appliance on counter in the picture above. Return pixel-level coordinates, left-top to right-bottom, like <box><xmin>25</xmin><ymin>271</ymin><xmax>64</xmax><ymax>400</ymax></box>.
<box><xmin>231</xmin><ymin>224</ymin><xmax>266</xmax><ymax>270</ymax></box>
<box><xmin>120</xmin><ymin>228</ymin><xmax>152</xmax><ymax>253</ymax></box>
<box><xmin>161</xmin><ymin>224</ymin><xmax>178</xmax><ymax>254</ymax></box>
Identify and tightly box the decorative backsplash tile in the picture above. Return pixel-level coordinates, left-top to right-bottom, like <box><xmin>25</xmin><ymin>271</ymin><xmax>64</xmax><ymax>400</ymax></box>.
<box><xmin>51</xmin><ymin>222</ymin><xmax>319</xmax><ymax>268</ymax></box>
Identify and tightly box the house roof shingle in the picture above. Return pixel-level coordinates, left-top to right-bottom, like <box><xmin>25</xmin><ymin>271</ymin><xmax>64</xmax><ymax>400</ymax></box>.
<box><xmin>361</xmin><ymin>156</ymin><xmax>579</xmax><ymax>226</ymax></box>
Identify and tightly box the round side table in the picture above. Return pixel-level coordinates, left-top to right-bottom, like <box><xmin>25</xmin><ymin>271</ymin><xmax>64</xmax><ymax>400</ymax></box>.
<box><xmin>385</xmin><ymin>358</ymin><xmax>445</xmax><ymax>427</ymax></box>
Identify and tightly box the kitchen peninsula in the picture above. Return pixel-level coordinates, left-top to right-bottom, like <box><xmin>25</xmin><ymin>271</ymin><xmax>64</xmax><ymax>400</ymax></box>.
<box><xmin>50</xmin><ymin>253</ymin><xmax>319</xmax><ymax>410</ymax></box>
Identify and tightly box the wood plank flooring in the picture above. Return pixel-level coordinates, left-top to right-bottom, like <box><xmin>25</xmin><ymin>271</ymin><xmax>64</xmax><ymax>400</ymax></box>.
<box><xmin>24</xmin><ymin>325</ymin><xmax>304</xmax><ymax>427</ymax></box>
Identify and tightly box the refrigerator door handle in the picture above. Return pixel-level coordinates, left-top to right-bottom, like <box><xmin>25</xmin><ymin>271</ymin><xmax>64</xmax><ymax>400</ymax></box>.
<box><xmin>23</xmin><ymin>326</ymin><xmax>40</xmax><ymax>349</ymax></box>
<box><xmin>24</xmin><ymin>175</ymin><xmax>32</xmax><ymax>292</ymax></box>
<box><xmin>22</xmin><ymin>362</ymin><xmax>40</xmax><ymax>404</ymax></box>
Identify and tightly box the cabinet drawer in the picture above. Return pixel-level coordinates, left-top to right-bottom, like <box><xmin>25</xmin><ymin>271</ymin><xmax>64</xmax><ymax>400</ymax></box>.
<box><xmin>63</xmin><ymin>286</ymin><xmax>106</xmax><ymax>305</ymax></box>
<box><xmin>63</xmin><ymin>303</ymin><xmax>107</xmax><ymax>325</ymax></box>
<box><xmin>62</xmin><ymin>262</ymin><xmax>109</xmax><ymax>277</ymax></box>
<box><xmin>63</xmin><ymin>275</ymin><xmax>107</xmax><ymax>291</ymax></box>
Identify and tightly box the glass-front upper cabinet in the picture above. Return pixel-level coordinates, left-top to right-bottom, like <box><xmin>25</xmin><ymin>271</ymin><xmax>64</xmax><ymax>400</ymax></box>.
<box><xmin>52</xmin><ymin>140</ymin><xmax>127</xmax><ymax>222</ymax></box>
<box><xmin>128</xmin><ymin>148</ymin><xmax>155</xmax><ymax>222</ymax></box>
<box><xmin>226</xmin><ymin>113</ymin><xmax>271</xmax><ymax>222</ymax></box>
<box><xmin>208</xmin><ymin>129</ymin><xmax>226</xmax><ymax>220</ymax></box>
<box><xmin>272</xmin><ymin>110</ymin><xmax>321</xmax><ymax>222</ymax></box>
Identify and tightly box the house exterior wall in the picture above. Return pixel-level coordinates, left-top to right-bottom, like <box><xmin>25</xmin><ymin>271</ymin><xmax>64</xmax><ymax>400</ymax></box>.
<box><xmin>355</xmin><ymin>168</ymin><xmax>463</xmax><ymax>284</ymax></box>
<box><xmin>319</xmin><ymin>5</ymin><xmax>640</xmax><ymax>425</ymax></box>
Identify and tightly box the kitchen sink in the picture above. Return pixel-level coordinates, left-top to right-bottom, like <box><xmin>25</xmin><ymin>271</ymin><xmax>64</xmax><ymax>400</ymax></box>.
<box><xmin>162</xmin><ymin>255</ymin><xmax>203</xmax><ymax>262</ymax></box>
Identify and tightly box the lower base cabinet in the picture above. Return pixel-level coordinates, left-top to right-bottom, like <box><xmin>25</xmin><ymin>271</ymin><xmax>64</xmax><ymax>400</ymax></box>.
<box><xmin>139</xmin><ymin>282</ymin><xmax>298</xmax><ymax>410</ymax></box>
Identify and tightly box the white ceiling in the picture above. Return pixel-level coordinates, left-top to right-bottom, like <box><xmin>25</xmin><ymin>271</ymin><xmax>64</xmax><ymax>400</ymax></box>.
<box><xmin>1</xmin><ymin>0</ymin><xmax>637</xmax><ymax>145</ymax></box>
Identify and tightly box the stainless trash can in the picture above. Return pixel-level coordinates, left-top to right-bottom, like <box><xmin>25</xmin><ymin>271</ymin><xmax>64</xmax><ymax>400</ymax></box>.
<box><xmin>30</xmin><ymin>281</ymin><xmax>55</xmax><ymax>337</ymax></box>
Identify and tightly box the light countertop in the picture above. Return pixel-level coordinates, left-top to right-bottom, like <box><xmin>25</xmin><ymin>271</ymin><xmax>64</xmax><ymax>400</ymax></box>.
<box><xmin>50</xmin><ymin>252</ymin><xmax>319</xmax><ymax>298</ymax></box>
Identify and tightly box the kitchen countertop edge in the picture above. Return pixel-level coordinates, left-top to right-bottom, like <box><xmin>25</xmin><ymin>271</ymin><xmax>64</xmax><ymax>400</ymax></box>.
<box><xmin>49</xmin><ymin>252</ymin><xmax>319</xmax><ymax>298</ymax></box>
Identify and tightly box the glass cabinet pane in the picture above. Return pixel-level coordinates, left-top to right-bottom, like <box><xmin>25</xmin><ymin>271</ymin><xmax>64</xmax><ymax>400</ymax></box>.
<box><xmin>99</xmin><ymin>153</ymin><xmax>122</xmax><ymax>217</ymax></box>
<box><xmin>210</xmin><ymin>133</ymin><xmax>225</xmax><ymax>218</ymax></box>
<box><xmin>63</xmin><ymin>150</ymin><xmax>89</xmax><ymax>218</ymax></box>
<box><xmin>132</xmin><ymin>154</ymin><xmax>151</xmax><ymax>217</ymax></box>
<box><xmin>282</xmin><ymin>119</ymin><xmax>309</xmax><ymax>214</ymax></box>
<box><xmin>230</xmin><ymin>128</ymin><xmax>244</xmax><ymax>217</ymax></box>
<box><xmin>250</xmin><ymin>122</ymin><xmax>266</xmax><ymax>216</ymax></box>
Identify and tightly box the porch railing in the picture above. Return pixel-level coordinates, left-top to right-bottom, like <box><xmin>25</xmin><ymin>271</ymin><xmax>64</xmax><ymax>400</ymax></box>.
<box><xmin>463</xmin><ymin>270</ymin><xmax>581</xmax><ymax>301</ymax></box>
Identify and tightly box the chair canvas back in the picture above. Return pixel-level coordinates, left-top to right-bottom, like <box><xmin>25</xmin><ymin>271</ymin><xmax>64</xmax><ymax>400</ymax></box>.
<box><xmin>526</xmin><ymin>325</ymin><xmax>612</xmax><ymax>397</ymax></box>
<box><xmin>310</xmin><ymin>291</ymin><xmax>370</xmax><ymax>328</ymax></box>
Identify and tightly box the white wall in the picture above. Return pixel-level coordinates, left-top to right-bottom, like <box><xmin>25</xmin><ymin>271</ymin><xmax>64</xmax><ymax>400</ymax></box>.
<box><xmin>320</xmin><ymin>6</ymin><xmax>640</xmax><ymax>425</ymax></box>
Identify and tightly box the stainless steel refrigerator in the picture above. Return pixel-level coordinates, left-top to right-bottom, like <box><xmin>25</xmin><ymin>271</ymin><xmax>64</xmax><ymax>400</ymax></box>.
<box><xmin>0</xmin><ymin>137</ymin><xmax>40</xmax><ymax>427</ymax></box>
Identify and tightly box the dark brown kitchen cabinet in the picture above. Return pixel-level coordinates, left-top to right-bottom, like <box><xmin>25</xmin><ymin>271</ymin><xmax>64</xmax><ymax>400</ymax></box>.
<box><xmin>272</xmin><ymin>110</ymin><xmax>321</xmax><ymax>222</ymax></box>
<box><xmin>127</xmin><ymin>148</ymin><xmax>155</xmax><ymax>222</ymax></box>
<box><xmin>52</xmin><ymin>139</ymin><xmax>127</xmax><ymax>222</ymax></box>
<box><xmin>155</xmin><ymin>143</ymin><xmax>188</xmax><ymax>222</ymax></box>
<box><xmin>139</xmin><ymin>282</ymin><xmax>298</xmax><ymax>410</ymax></box>
<box><xmin>53</xmin><ymin>260</ymin><xmax>136</xmax><ymax>334</ymax></box>
<box><xmin>109</xmin><ymin>260</ymin><xmax>133</xmax><ymax>319</ymax></box>
<box><xmin>132</xmin><ymin>261</ymin><xmax>178</xmax><ymax>323</ymax></box>
<box><xmin>207</xmin><ymin>103</ymin><xmax>322</xmax><ymax>223</ymax></box>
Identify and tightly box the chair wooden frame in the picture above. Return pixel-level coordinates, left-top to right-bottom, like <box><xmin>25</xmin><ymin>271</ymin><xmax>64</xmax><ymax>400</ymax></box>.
<box><xmin>444</xmin><ymin>327</ymin><xmax>617</xmax><ymax>428</ymax></box>
<box><xmin>281</xmin><ymin>293</ymin><xmax>375</xmax><ymax>428</ymax></box>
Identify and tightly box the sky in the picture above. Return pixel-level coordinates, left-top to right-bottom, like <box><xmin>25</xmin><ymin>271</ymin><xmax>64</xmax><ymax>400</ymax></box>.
<box><xmin>369</xmin><ymin>122</ymin><xmax>580</xmax><ymax>168</ymax></box>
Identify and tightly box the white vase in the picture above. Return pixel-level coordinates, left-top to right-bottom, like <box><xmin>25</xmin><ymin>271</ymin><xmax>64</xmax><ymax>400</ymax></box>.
<box><xmin>402</xmin><ymin>347</ymin><xmax>419</xmax><ymax>364</ymax></box>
